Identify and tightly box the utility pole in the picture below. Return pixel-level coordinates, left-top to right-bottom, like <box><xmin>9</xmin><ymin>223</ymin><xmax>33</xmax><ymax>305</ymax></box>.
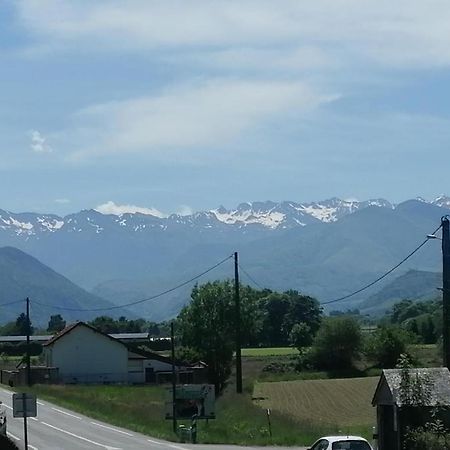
<box><xmin>234</xmin><ymin>252</ymin><xmax>242</xmax><ymax>394</ymax></box>
<box><xmin>442</xmin><ymin>216</ymin><xmax>450</xmax><ymax>368</ymax></box>
<box><xmin>26</xmin><ymin>297</ymin><xmax>31</xmax><ymax>387</ymax></box>
<box><xmin>170</xmin><ymin>321</ymin><xmax>177</xmax><ymax>433</ymax></box>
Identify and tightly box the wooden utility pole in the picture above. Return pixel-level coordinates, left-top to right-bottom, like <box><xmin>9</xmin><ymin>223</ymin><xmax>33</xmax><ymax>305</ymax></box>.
<box><xmin>234</xmin><ymin>252</ymin><xmax>242</xmax><ymax>393</ymax></box>
<box><xmin>442</xmin><ymin>217</ymin><xmax>450</xmax><ymax>368</ymax></box>
<box><xmin>26</xmin><ymin>297</ymin><xmax>31</xmax><ymax>387</ymax></box>
<box><xmin>170</xmin><ymin>322</ymin><xmax>177</xmax><ymax>432</ymax></box>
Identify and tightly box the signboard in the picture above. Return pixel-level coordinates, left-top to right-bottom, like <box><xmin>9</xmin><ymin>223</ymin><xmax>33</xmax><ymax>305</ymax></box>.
<box><xmin>12</xmin><ymin>393</ymin><xmax>37</xmax><ymax>418</ymax></box>
<box><xmin>166</xmin><ymin>384</ymin><xmax>215</xmax><ymax>419</ymax></box>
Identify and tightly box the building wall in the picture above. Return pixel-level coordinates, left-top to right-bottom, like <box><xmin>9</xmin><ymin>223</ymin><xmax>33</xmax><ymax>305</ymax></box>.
<box><xmin>45</xmin><ymin>326</ymin><xmax>128</xmax><ymax>383</ymax></box>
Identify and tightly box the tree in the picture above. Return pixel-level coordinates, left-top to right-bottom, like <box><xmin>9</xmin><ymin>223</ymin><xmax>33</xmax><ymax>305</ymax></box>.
<box><xmin>47</xmin><ymin>314</ymin><xmax>66</xmax><ymax>333</ymax></box>
<box><xmin>364</xmin><ymin>325</ymin><xmax>411</xmax><ymax>368</ymax></box>
<box><xmin>310</xmin><ymin>317</ymin><xmax>362</xmax><ymax>370</ymax></box>
<box><xmin>178</xmin><ymin>280</ymin><xmax>261</xmax><ymax>393</ymax></box>
<box><xmin>258</xmin><ymin>290</ymin><xmax>321</xmax><ymax>347</ymax></box>
<box><xmin>178</xmin><ymin>281</ymin><xmax>235</xmax><ymax>393</ymax></box>
<box><xmin>89</xmin><ymin>316</ymin><xmax>120</xmax><ymax>333</ymax></box>
<box><xmin>14</xmin><ymin>313</ymin><xmax>33</xmax><ymax>336</ymax></box>
<box><xmin>289</xmin><ymin>322</ymin><xmax>313</xmax><ymax>350</ymax></box>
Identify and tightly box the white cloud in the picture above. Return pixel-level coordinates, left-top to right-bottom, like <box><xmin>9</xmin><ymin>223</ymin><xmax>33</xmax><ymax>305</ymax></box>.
<box><xmin>16</xmin><ymin>0</ymin><xmax>450</xmax><ymax>68</ymax></box>
<box><xmin>95</xmin><ymin>201</ymin><xmax>167</xmax><ymax>218</ymax></box>
<box><xmin>30</xmin><ymin>130</ymin><xmax>52</xmax><ymax>153</ymax></box>
<box><xmin>65</xmin><ymin>79</ymin><xmax>336</xmax><ymax>160</ymax></box>
<box><xmin>176</xmin><ymin>205</ymin><xmax>193</xmax><ymax>216</ymax></box>
<box><xmin>54</xmin><ymin>198</ymin><xmax>70</xmax><ymax>204</ymax></box>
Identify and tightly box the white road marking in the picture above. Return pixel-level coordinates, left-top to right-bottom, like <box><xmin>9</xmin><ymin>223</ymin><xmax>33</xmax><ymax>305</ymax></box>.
<box><xmin>3</xmin><ymin>403</ymin><xmax>13</xmax><ymax>410</ymax></box>
<box><xmin>90</xmin><ymin>421</ymin><xmax>133</xmax><ymax>436</ymax></box>
<box><xmin>41</xmin><ymin>421</ymin><xmax>122</xmax><ymax>449</ymax></box>
<box><xmin>30</xmin><ymin>417</ymin><xmax>38</xmax><ymax>421</ymax></box>
<box><xmin>7</xmin><ymin>431</ymin><xmax>20</xmax><ymax>441</ymax></box>
<box><xmin>28</xmin><ymin>444</ymin><xmax>39</xmax><ymax>450</ymax></box>
<box><xmin>147</xmin><ymin>438</ymin><xmax>189</xmax><ymax>450</ymax></box>
<box><xmin>37</xmin><ymin>401</ymin><xmax>45</xmax><ymax>406</ymax></box>
<box><xmin>51</xmin><ymin>407</ymin><xmax>82</xmax><ymax>420</ymax></box>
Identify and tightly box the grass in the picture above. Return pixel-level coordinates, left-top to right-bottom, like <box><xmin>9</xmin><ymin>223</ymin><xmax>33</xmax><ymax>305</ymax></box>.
<box><xmin>253</xmin><ymin>377</ymin><xmax>378</xmax><ymax>440</ymax></box>
<box><xmin>15</xmin><ymin>346</ymin><xmax>399</xmax><ymax>446</ymax></box>
<box><xmin>242</xmin><ymin>347</ymin><xmax>299</xmax><ymax>357</ymax></box>
<box><xmin>25</xmin><ymin>383</ymin><xmax>332</xmax><ymax>445</ymax></box>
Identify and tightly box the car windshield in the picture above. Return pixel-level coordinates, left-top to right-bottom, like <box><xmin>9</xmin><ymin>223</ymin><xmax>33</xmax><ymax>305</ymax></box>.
<box><xmin>332</xmin><ymin>440</ymin><xmax>371</xmax><ymax>450</ymax></box>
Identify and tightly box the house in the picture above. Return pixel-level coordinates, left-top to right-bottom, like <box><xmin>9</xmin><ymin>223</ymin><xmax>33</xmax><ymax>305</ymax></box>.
<box><xmin>43</xmin><ymin>322</ymin><xmax>206</xmax><ymax>385</ymax></box>
<box><xmin>372</xmin><ymin>367</ymin><xmax>450</xmax><ymax>450</ymax></box>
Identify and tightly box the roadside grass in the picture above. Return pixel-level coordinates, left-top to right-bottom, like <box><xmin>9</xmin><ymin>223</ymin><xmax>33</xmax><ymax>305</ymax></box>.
<box><xmin>27</xmin><ymin>383</ymin><xmax>333</xmax><ymax>445</ymax></box>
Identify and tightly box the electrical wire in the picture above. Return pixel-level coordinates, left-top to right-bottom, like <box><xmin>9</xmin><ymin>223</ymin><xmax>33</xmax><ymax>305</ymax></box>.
<box><xmin>238</xmin><ymin>263</ymin><xmax>266</xmax><ymax>290</ymax></box>
<box><xmin>32</xmin><ymin>254</ymin><xmax>233</xmax><ymax>312</ymax></box>
<box><xmin>0</xmin><ymin>299</ymin><xmax>26</xmax><ymax>308</ymax></box>
<box><xmin>320</xmin><ymin>224</ymin><xmax>443</xmax><ymax>306</ymax></box>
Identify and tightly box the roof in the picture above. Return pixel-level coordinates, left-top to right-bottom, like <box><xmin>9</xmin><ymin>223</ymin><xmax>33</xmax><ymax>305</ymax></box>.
<box><xmin>0</xmin><ymin>335</ymin><xmax>52</xmax><ymax>343</ymax></box>
<box><xmin>109</xmin><ymin>333</ymin><xmax>149</xmax><ymax>341</ymax></box>
<box><xmin>43</xmin><ymin>322</ymin><xmax>127</xmax><ymax>348</ymax></box>
<box><xmin>372</xmin><ymin>367</ymin><xmax>450</xmax><ymax>407</ymax></box>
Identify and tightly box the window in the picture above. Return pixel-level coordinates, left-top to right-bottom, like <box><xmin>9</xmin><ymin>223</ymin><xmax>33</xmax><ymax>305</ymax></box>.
<box><xmin>332</xmin><ymin>440</ymin><xmax>371</xmax><ymax>450</ymax></box>
<box><xmin>311</xmin><ymin>439</ymin><xmax>329</xmax><ymax>450</ymax></box>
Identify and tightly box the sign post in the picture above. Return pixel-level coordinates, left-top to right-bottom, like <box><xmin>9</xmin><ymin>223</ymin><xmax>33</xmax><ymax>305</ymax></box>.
<box><xmin>13</xmin><ymin>393</ymin><xmax>37</xmax><ymax>449</ymax></box>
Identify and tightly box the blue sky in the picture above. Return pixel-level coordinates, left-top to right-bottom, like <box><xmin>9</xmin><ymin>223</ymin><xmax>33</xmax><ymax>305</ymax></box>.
<box><xmin>1</xmin><ymin>0</ymin><xmax>450</xmax><ymax>216</ymax></box>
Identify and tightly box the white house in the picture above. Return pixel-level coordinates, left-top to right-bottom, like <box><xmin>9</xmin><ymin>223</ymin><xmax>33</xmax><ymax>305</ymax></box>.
<box><xmin>43</xmin><ymin>322</ymin><xmax>206</xmax><ymax>384</ymax></box>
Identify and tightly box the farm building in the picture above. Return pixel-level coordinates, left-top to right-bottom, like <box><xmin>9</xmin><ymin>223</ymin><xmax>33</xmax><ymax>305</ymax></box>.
<box><xmin>42</xmin><ymin>322</ymin><xmax>205</xmax><ymax>385</ymax></box>
<box><xmin>372</xmin><ymin>367</ymin><xmax>450</xmax><ymax>450</ymax></box>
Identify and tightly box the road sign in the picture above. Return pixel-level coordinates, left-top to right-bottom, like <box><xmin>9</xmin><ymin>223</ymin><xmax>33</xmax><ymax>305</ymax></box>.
<box><xmin>165</xmin><ymin>384</ymin><xmax>215</xmax><ymax>419</ymax></box>
<box><xmin>12</xmin><ymin>393</ymin><xmax>37</xmax><ymax>418</ymax></box>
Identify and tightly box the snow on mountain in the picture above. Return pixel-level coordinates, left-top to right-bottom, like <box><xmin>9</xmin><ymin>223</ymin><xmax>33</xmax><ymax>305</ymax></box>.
<box><xmin>432</xmin><ymin>195</ymin><xmax>450</xmax><ymax>209</ymax></box>
<box><xmin>0</xmin><ymin>196</ymin><xmax>443</xmax><ymax>237</ymax></box>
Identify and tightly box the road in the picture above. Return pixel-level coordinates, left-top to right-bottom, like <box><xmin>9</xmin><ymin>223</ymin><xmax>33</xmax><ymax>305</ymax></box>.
<box><xmin>0</xmin><ymin>388</ymin><xmax>307</xmax><ymax>450</ymax></box>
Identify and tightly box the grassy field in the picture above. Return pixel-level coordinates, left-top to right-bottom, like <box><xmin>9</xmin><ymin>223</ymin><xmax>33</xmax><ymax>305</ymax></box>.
<box><xmin>242</xmin><ymin>347</ymin><xmax>299</xmax><ymax>357</ymax></box>
<box><xmin>253</xmin><ymin>377</ymin><xmax>378</xmax><ymax>438</ymax></box>
<box><xmin>17</xmin><ymin>344</ymin><xmax>429</xmax><ymax>445</ymax></box>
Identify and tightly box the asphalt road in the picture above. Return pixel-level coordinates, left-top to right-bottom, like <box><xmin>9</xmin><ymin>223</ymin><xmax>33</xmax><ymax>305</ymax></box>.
<box><xmin>0</xmin><ymin>388</ymin><xmax>307</xmax><ymax>450</ymax></box>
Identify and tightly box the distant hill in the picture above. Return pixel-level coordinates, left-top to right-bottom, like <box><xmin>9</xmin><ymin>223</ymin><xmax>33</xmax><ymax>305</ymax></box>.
<box><xmin>0</xmin><ymin>247</ymin><xmax>132</xmax><ymax>326</ymax></box>
<box><xmin>360</xmin><ymin>270</ymin><xmax>441</xmax><ymax>315</ymax></box>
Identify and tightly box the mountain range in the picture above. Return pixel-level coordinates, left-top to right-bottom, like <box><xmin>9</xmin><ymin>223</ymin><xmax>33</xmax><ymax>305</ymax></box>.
<box><xmin>0</xmin><ymin>196</ymin><xmax>448</xmax><ymax>322</ymax></box>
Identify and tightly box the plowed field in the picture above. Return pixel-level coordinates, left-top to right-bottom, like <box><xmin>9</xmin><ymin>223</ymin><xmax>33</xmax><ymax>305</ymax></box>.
<box><xmin>254</xmin><ymin>377</ymin><xmax>378</xmax><ymax>427</ymax></box>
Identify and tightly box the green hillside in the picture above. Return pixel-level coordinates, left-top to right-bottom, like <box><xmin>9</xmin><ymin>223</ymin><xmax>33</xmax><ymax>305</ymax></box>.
<box><xmin>0</xmin><ymin>246</ymin><xmax>132</xmax><ymax>326</ymax></box>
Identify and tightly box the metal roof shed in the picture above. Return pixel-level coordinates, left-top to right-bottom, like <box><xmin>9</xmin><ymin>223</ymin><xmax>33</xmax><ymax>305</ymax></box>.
<box><xmin>372</xmin><ymin>367</ymin><xmax>450</xmax><ymax>450</ymax></box>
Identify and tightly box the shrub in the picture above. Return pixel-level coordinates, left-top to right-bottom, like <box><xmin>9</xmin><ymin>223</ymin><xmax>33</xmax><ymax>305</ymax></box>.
<box><xmin>364</xmin><ymin>326</ymin><xmax>411</xmax><ymax>368</ymax></box>
<box><xmin>310</xmin><ymin>317</ymin><xmax>362</xmax><ymax>370</ymax></box>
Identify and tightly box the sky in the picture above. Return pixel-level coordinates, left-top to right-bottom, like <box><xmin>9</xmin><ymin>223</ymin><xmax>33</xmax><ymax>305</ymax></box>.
<box><xmin>1</xmin><ymin>0</ymin><xmax>450</xmax><ymax>217</ymax></box>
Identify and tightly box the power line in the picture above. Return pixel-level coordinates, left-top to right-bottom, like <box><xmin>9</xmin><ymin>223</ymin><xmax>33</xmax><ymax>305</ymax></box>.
<box><xmin>32</xmin><ymin>254</ymin><xmax>233</xmax><ymax>312</ymax></box>
<box><xmin>321</xmin><ymin>225</ymin><xmax>443</xmax><ymax>306</ymax></box>
<box><xmin>0</xmin><ymin>299</ymin><xmax>26</xmax><ymax>308</ymax></box>
<box><xmin>238</xmin><ymin>263</ymin><xmax>266</xmax><ymax>290</ymax></box>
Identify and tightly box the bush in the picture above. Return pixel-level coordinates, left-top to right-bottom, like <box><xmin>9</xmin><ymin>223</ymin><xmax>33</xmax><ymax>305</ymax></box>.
<box><xmin>364</xmin><ymin>326</ymin><xmax>411</xmax><ymax>368</ymax></box>
<box><xmin>310</xmin><ymin>317</ymin><xmax>362</xmax><ymax>370</ymax></box>
<box><xmin>404</xmin><ymin>425</ymin><xmax>450</xmax><ymax>450</ymax></box>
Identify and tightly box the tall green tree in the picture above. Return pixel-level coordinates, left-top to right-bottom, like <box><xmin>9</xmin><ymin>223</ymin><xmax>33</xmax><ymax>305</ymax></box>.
<box><xmin>178</xmin><ymin>280</ymin><xmax>261</xmax><ymax>393</ymax></box>
<box><xmin>47</xmin><ymin>314</ymin><xmax>66</xmax><ymax>333</ymax></box>
<box><xmin>259</xmin><ymin>290</ymin><xmax>321</xmax><ymax>347</ymax></box>
<box><xmin>15</xmin><ymin>313</ymin><xmax>33</xmax><ymax>336</ymax></box>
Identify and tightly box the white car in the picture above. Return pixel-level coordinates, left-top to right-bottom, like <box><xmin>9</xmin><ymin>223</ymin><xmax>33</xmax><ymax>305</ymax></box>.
<box><xmin>307</xmin><ymin>435</ymin><xmax>373</xmax><ymax>450</ymax></box>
